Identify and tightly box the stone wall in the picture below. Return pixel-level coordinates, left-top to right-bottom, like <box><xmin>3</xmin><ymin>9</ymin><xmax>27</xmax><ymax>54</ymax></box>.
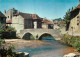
<box><xmin>19</xmin><ymin>29</ymin><xmax>62</xmax><ymax>40</ymax></box>
<box><xmin>12</xmin><ymin>15</ymin><xmax>24</xmax><ymax>33</ymax></box>
<box><xmin>42</xmin><ymin>23</ymin><xmax>48</xmax><ymax>29</ymax></box>
<box><xmin>4</xmin><ymin>8</ymin><xmax>18</xmax><ymax>21</ymax></box>
<box><xmin>69</xmin><ymin>11</ymin><xmax>80</xmax><ymax>32</ymax></box>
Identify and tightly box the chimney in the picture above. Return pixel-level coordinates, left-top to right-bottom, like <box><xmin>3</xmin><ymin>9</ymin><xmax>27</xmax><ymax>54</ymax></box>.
<box><xmin>4</xmin><ymin>10</ymin><xmax>6</xmax><ymax>14</ymax></box>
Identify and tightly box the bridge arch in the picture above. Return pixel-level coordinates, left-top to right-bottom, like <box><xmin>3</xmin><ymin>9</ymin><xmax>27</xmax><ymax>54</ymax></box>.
<box><xmin>22</xmin><ymin>32</ymin><xmax>35</xmax><ymax>40</ymax></box>
<box><xmin>38</xmin><ymin>33</ymin><xmax>55</xmax><ymax>40</ymax></box>
<box><xmin>19</xmin><ymin>29</ymin><xmax>61</xmax><ymax>40</ymax></box>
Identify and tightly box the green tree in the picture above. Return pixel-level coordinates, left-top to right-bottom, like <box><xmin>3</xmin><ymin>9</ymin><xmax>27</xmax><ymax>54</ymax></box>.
<box><xmin>64</xmin><ymin>7</ymin><xmax>74</xmax><ymax>21</ymax></box>
<box><xmin>63</xmin><ymin>7</ymin><xmax>74</xmax><ymax>30</ymax></box>
<box><xmin>64</xmin><ymin>9</ymin><xmax>71</xmax><ymax>22</ymax></box>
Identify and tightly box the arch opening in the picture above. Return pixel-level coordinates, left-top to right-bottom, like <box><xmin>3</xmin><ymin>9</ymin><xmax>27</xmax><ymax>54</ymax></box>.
<box><xmin>38</xmin><ymin>33</ymin><xmax>55</xmax><ymax>40</ymax></box>
<box><xmin>22</xmin><ymin>33</ymin><xmax>35</xmax><ymax>40</ymax></box>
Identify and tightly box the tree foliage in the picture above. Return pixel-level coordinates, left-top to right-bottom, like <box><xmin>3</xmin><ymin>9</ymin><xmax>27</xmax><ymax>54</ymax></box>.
<box><xmin>53</xmin><ymin>18</ymin><xmax>62</xmax><ymax>21</ymax></box>
<box><xmin>63</xmin><ymin>7</ymin><xmax>74</xmax><ymax>23</ymax></box>
<box><xmin>3</xmin><ymin>26</ymin><xmax>16</xmax><ymax>32</ymax></box>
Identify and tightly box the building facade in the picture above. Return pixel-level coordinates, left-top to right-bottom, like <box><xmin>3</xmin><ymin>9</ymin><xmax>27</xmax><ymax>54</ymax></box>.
<box><xmin>69</xmin><ymin>4</ymin><xmax>80</xmax><ymax>33</ymax></box>
<box><xmin>12</xmin><ymin>12</ymin><xmax>43</xmax><ymax>33</ymax></box>
<box><xmin>42</xmin><ymin>19</ymin><xmax>53</xmax><ymax>29</ymax></box>
<box><xmin>4</xmin><ymin>8</ymin><xmax>18</xmax><ymax>27</ymax></box>
<box><xmin>4</xmin><ymin>8</ymin><xmax>54</xmax><ymax>33</ymax></box>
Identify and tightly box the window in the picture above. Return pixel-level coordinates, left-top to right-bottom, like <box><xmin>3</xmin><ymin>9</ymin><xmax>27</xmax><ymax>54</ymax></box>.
<box><xmin>77</xmin><ymin>16</ymin><xmax>79</xmax><ymax>25</ymax></box>
<box><xmin>8</xmin><ymin>16</ymin><xmax>9</xmax><ymax>18</ymax></box>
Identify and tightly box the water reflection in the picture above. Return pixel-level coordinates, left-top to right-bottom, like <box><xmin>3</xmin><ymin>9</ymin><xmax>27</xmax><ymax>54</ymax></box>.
<box><xmin>42</xmin><ymin>37</ymin><xmax>55</xmax><ymax>40</ymax></box>
<box><xmin>17</xmin><ymin>37</ymin><xmax>66</xmax><ymax>57</ymax></box>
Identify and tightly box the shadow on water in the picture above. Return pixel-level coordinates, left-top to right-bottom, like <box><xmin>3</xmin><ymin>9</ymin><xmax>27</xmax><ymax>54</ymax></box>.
<box><xmin>38</xmin><ymin>33</ymin><xmax>54</xmax><ymax>40</ymax></box>
<box><xmin>22</xmin><ymin>33</ymin><xmax>35</xmax><ymax>40</ymax></box>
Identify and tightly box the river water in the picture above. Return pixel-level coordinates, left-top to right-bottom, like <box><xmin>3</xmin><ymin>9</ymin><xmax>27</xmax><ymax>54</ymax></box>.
<box><xmin>17</xmin><ymin>37</ymin><xmax>68</xmax><ymax>57</ymax></box>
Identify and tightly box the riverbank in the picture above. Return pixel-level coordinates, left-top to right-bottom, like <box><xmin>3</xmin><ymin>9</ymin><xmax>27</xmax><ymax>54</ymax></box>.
<box><xmin>4</xmin><ymin>39</ymin><xmax>80</xmax><ymax>55</ymax></box>
<box><xmin>58</xmin><ymin>39</ymin><xmax>80</xmax><ymax>55</ymax></box>
<box><xmin>4</xmin><ymin>39</ymin><xmax>50</xmax><ymax>50</ymax></box>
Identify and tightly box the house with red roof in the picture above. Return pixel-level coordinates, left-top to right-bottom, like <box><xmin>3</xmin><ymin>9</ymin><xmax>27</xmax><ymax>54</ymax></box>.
<box><xmin>42</xmin><ymin>19</ymin><xmax>53</xmax><ymax>29</ymax></box>
<box><xmin>4</xmin><ymin>8</ymin><xmax>43</xmax><ymax>33</ymax></box>
<box><xmin>11</xmin><ymin>12</ymin><xmax>43</xmax><ymax>33</ymax></box>
<box><xmin>4</xmin><ymin>8</ymin><xmax>54</xmax><ymax>33</ymax></box>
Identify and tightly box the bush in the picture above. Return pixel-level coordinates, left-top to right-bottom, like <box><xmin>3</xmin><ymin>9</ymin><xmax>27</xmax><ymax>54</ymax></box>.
<box><xmin>1</xmin><ymin>26</ymin><xmax>16</xmax><ymax>39</ymax></box>
<box><xmin>62</xmin><ymin>34</ymin><xmax>80</xmax><ymax>52</ymax></box>
<box><xmin>0</xmin><ymin>39</ymin><xmax>5</xmax><ymax>48</ymax></box>
<box><xmin>0</xmin><ymin>24</ymin><xmax>16</xmax><ymax>39</ymax></box>
<box><xmin>0</xmin><ymin>45</ymin><xmax>16</xmax><ymax>57</ymax></box>
<box><xmin>3</xmin><ymin>26</ymin><xmax>16</xmax><ymax>32</ymax></box>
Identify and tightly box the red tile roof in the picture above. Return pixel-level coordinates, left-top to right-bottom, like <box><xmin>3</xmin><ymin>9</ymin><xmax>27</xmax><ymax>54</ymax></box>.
<box><xmin>32</xmin><ymin>14</ymin><xmax>37</xmax><ymax>19</ymax></box>
<box><xmin>14</xmin><ymin>12</ymin><xmax>42</xmax><ymax>20</ymax></box>
<box><xmin>53</xmin><ymin>20</ymin><xmax>58</xmax><ymax>24</ymax></box>
<box><xmin>6</xmin><ymin>19</ymin><xmax>12</xmax><ymax>23</ymax></box>
<box><xmin>43</xmin><ymin>20</ymin><xmax>53</xmax><ymax>24</ymax></box>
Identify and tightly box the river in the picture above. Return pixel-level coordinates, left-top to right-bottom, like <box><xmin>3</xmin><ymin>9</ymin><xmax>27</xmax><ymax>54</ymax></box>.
<box><xmin>16</xmin><ymin>37</ymin><xmax>72</xmax><ymax>57</ymax></box>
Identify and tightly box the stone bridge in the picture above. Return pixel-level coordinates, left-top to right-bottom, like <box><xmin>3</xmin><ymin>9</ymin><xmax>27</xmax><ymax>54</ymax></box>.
<box><xmin>18</xmin><ymin>29</ymin><xmax>62</xmax><ymax>40</ymax></box>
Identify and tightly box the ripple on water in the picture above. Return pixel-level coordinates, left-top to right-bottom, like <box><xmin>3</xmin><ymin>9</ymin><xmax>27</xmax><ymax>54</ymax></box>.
<box><xmin>17</xmin><ymin>37</ymin><xmax>67</xmax><ymax>57</ymax></box>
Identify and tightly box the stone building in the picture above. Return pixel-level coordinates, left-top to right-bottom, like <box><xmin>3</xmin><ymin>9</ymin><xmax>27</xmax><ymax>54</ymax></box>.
<box><xmin>0</xmin><ymin>11</ymin><xmax>6</xmax><ymax>28</ymax></box>
<box><xmin>4</xmin><ymin>8</ymin><xmax>18</xmax><ymax>21</ymax></box>
<box><xmin>4</xmin><ymin>8</ymin><xmax>18</xmax><ymax>26</ymax></box>
<box><xmin>4</xmin><ymin>8</ymin><xmax>54</xmax><ymax>33</ymax></box>
<box><xmin>69</xmin><ymin>2</ymin><xmax>80</xmax><ymax>34</ymax></box>
<box><xmin>12</xmin><ymin>12</ymin><xmax>43</xmax><ymax>33</ymax></box>
<box><xmin>42</xmin><ymin>19</ymin><xmax>53</xmax><ymax>29</ymax></box>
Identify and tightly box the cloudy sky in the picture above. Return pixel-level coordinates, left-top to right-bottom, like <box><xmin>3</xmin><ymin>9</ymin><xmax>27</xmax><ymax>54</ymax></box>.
<box><xmin>0</xmin><ymin>0</ymin><xmax>79</xmax><ymax>19</ymax></box>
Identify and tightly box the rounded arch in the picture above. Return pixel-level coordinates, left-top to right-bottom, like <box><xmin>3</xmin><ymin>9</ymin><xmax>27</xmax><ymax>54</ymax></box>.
<box><xmin>38</xmin><ymin>33</ymin><xmax>54</xmax><ymax>40</ymax></box>
<box><xmin>22</xmin><ymin>32</ymin><xmax>35</xmax><ymax>40</ymax></box>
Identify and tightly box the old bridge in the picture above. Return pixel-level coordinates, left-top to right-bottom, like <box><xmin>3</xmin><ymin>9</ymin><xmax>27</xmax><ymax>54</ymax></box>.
<box><xmin>18</xmin><ymin>29</ymin><xmax>62</xmax><ymax>40</ymax></box>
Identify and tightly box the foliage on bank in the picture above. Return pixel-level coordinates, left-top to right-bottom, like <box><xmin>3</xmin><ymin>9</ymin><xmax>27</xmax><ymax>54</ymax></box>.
<box><xmin>62</xmin><ymin>34</ymin><xmax>80</xmax><ymax>52</ymax></box>
<box><xmin>0</xmin><ymin>39</ymin><xmax>16</xmax><ymax>57</ymax></box>
<box><xmin>0</xmin><ymin>24</ymin><xmax>16</xmax><ymax>39</ymax></box>
<box><xmin>0</xmin><ymin>45</ymin><xmax>16</xmax><ymax>57</ymax></box>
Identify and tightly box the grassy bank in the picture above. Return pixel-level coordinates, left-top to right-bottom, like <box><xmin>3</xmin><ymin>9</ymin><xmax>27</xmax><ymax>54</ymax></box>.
<box><xmin>62</xmin><ymin>34</ymin><xmax>80</xmax><ymax>52</ymax></box>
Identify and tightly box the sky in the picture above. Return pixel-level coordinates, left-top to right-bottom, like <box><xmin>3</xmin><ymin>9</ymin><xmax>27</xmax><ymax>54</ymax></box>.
<box><xmin>0</xmin><ymin>0</ymin><xmax>79</xmax><ymax>19</ymax></box>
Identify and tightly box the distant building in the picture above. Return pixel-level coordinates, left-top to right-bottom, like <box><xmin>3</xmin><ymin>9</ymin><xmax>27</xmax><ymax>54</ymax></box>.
<box><xmin>0</xmin><ymin>11</ymin><xmax>6</xmax><ymax>28</ymax></box>
<box><xmin>53</xmin><ymin>19</ymin><xmax>65</xmax><ymax>29</ymax></box>
<box><xmin>42</xmin><ymin>19</ymin><xmax>53</xmax><ymax>29</ymax></box>
<box><xmin>69</xmin><ymin>2</ymin><xmax>80</xmax><ymax>33</ymax></box>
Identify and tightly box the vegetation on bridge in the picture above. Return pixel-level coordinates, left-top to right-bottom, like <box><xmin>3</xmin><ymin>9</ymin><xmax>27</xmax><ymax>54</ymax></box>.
<box><xmin>62</xmin><ymin>34</ymin><xmax>80</xmax><ymax>52</ymax></box>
